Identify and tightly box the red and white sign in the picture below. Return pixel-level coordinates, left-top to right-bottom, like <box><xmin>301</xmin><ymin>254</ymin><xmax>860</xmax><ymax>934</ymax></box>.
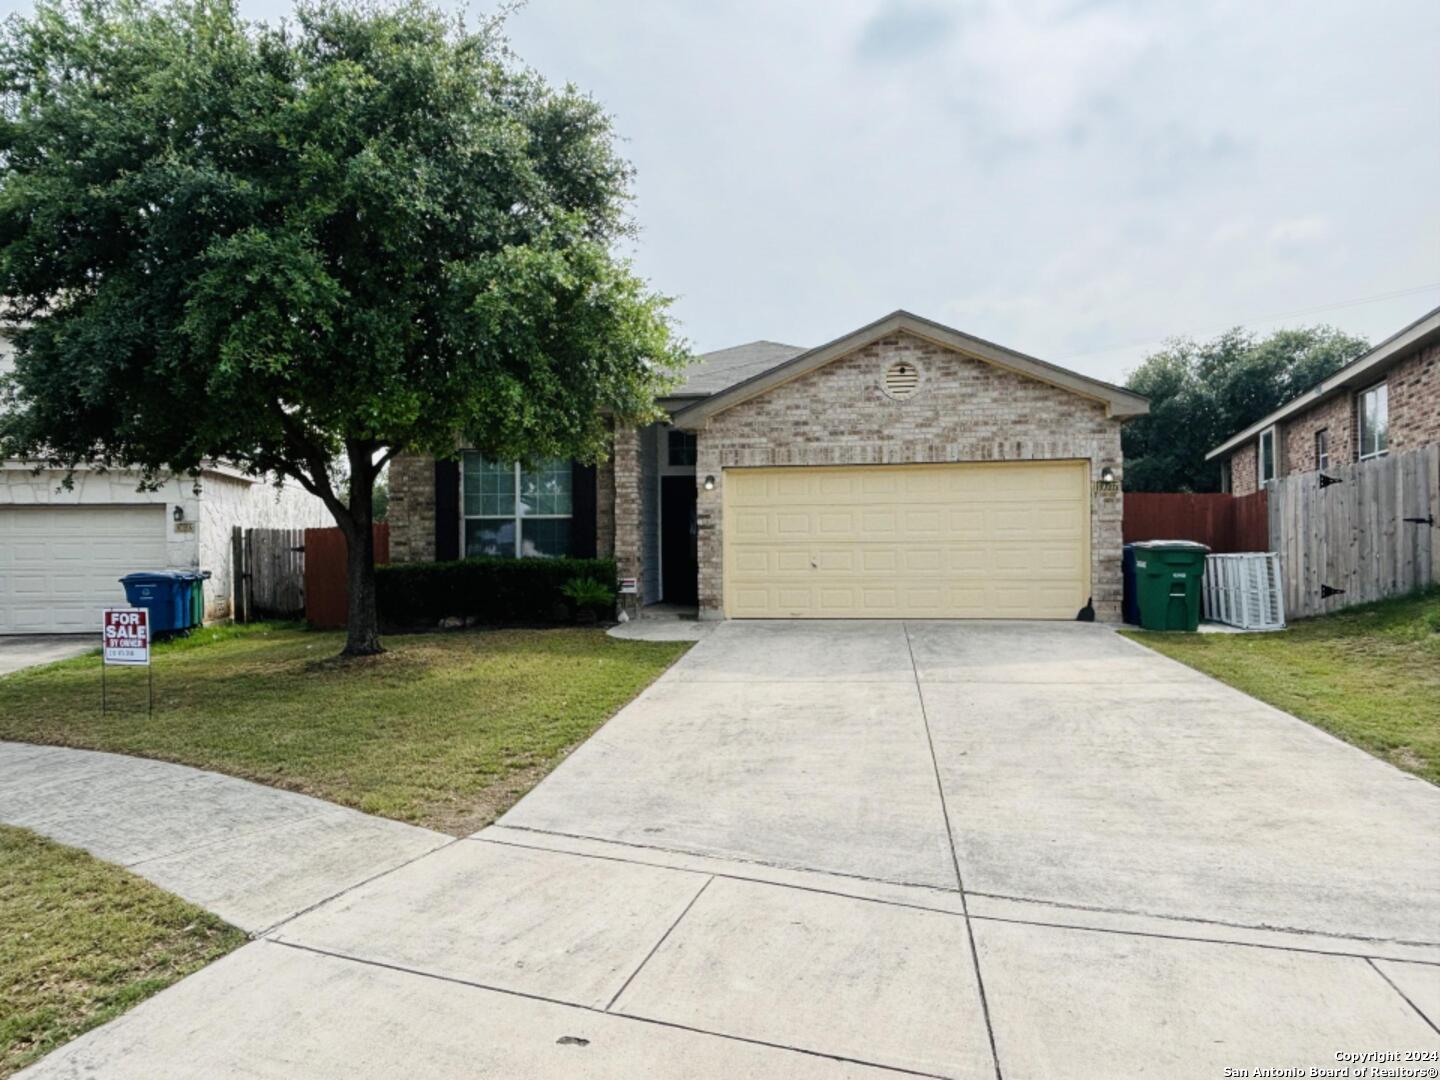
<box><xmin>102</xmin><ymin>608</ymin><xmax>151</xmax><ymax>666</ymax></box>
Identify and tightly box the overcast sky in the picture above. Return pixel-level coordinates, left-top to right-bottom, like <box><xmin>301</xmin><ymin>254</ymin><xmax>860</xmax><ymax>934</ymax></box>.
<box><xmin>11</xmin><ymin>0</ymin><xmax>1438</xmax><ymax>384</ymax></box>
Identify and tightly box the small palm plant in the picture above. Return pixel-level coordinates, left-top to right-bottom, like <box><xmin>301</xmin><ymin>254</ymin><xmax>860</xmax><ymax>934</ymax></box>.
<box><xmin>560</xmin><ymin>577</ymin><xmax>617</xmax><ymax>624</ymax></box>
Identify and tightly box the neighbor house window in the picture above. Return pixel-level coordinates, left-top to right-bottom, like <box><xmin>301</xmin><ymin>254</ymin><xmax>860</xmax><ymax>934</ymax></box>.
<box><xmin>1358</xmin><ymin>383</ymin><xmax>1388</xmax><ymax>460</ymax></box>
<box><xmin>1315</xmin><ymin>429</ymin><xmax>1330</xmax><ymax>472</ymax></box>
<box><xmin>462</xmin><ymin>453</ymin><xmax>572</xmax><ymax>557</ymax></box>
<box><xmin>1258</xmin><ymin>427</ymin><xmax>1277</xmax><ymax>486</ymax></box>
<box><xmin>668</xmin><ymin>429</ymin><xmax>697</xmax><ymax>467</ymax></box>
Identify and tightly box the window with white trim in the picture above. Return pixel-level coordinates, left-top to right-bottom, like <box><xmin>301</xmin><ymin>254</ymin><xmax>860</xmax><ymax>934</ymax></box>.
<box><xmin>1315</xmin><ymin>429</ymin><xmax>1330</xmax><ymax>472</ymax></box>
<box><xmin>1358</xmin><ymin>383</ymin><xmax>1388</xmax><ymax>460</ymax></box>
<box><xmin>462</xmin><ymin>453</ymin><xmax>572</xmax><ymax>558</ymax></box>
<box><xmin>1258</xmin><ymin>427</ymin><xmax>1277</xmax><ymax>486</ymax></box>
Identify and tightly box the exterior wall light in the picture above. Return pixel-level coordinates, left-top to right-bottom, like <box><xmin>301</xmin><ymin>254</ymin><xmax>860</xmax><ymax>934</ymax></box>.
<box><xmin>1100</xmin><ymin>466</ymin><xmax>1117</xmax><ymax>484</ymax></box>
<box><xmin>702</xmin><ymin>475</ymin><xmax>716</xmax><ymax>491</ymax></box>
<box><xmin>172</xmin><ymin>505</ymin><xmax>185</xmax><ymax>522</ymax></box>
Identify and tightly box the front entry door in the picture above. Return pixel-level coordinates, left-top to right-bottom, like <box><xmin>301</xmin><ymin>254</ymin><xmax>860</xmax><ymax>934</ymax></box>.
<box><xmin>661</xmin><ymin>476</ymin><xmax>699</xmax><ymax>605</ymax></box>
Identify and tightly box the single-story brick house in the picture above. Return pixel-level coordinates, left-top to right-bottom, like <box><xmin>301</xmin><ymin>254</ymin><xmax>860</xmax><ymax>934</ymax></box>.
<box><xmin>1207</xmin><ymin>304</ymin><xmax>1440</xmax><ymax>494</ymax></box>
<box><xmin>389</xmin><ymin>310</ymin><xmax>1150</xmax><ymax>621</ymax></box>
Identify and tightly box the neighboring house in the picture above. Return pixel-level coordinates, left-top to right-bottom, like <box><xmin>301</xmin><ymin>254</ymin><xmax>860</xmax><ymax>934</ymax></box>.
<box><xmin>0</xmin><ymin>339</ymin><xmax>330</xmax><ymax>633</ymax></box>
<box><xmin>389</xmin><ymin>310</ymin><xmax>1149</xmax><ymax>622</ymax></box>
<box><xmin>1207</xmin><ymin>305</ymin><xmax>1440</xmax><ymax>494</ymax></box>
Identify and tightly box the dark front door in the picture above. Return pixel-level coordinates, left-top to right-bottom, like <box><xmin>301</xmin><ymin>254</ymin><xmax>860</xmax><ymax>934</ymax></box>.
<box><xmin>661</xmin><ymin>476</ymin><xmax>699</xmax><ymax>605</ymax></box>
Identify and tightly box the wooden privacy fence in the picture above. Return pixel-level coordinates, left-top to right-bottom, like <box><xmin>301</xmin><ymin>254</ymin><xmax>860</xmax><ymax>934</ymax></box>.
<box><xmin>1267</xmin><ymin>445</ymin><xmax>1440</xmax><ymax>619</ymax></box>
<box><xmin>304</xmin><ymin>524</ymin><xmax>390</xmax><ymax>629</ymax></box>
<box><xmin>231</xmin><ymin>527</ymin><xmax>306</xmax><ymax>621</ymax></box>
<box><xmin>1123</xmin><ymin>491</ymin><xmax>1269</xmax><ymax>553</ymax></box>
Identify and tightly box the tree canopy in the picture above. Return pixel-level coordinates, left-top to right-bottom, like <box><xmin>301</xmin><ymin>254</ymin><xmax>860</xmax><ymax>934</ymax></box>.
<box><xmin>1122</xmin><ymin>326</ymin><xmax>1369</xmax><ymax>492</ymax></box>
<box><xmin>0</xmin><ymin>0</ymin><xmax>688</xmax><ymax>653</ymax></box>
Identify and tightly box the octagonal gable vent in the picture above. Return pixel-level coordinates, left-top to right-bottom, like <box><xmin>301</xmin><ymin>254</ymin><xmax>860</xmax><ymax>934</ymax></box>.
<box><xmin>884</xmin><ymin>360</ymin><xmax>920</xmax><ymax>399</ymax></box>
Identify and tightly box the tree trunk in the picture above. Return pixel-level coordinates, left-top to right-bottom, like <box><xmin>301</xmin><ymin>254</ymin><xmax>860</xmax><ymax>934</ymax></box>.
<box><xmin>340</xmin><ymin>444</ymin><xmax>384</xmax><ymax>657</ymax></box>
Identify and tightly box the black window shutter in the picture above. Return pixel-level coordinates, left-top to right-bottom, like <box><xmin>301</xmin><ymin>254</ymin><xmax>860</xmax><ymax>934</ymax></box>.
<box><xmin>571</xmin><ymin>461</ymin><xmax>597</xmax><ymax>558</ymax></box>
<box><xmin>434</xmin><ymin>459</ymin><xmax>460</xmax><ymax>561</ymax></box>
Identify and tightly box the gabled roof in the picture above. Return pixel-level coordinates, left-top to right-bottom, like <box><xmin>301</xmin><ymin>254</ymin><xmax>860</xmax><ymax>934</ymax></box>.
<box><xmin>1205</xmin><ymin>303</ymin><xmax>1440</xmax><ymax>461</ymax></box>
<box><xmin>667</xmin><ymin>340</ymin><xmax>808</xmax><ymax>398</ymax></box>
<box><xmin>670</xmin><ymin>309</ymin><xmax>1149</xmax><ymax>425</ymax></box>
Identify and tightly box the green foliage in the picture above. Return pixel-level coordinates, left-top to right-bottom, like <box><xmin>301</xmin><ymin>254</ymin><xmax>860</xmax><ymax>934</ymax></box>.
<box><xmin>0</xmin><ymin>0</ymin><xmax>686</xmax><ymax>650</ymax></box>
<box><xmin>1122</xmin><ymin>326</ymin><xmax>1368</xmax><ymax>492</ymax></box>
<box><xmin>376</xmin><ymin>556</ymin><xmax>617</xmax><ymax>626</ymax></box>
<box><xmin>559</xmin><ymin>575</ymin><xmax>617</xmax><ymax>619</ymax></box>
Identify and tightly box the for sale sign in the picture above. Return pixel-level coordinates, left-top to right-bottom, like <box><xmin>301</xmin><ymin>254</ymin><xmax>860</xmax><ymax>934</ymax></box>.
<box><xmin>102</xmin><ymin>608</ymin><xmax>151</xmax><ymax>666</ymax></box>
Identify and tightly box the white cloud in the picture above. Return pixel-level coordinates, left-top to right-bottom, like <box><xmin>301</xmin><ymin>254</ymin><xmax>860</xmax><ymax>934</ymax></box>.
<box><xmin>141</xmin><ymin>0</ymin><xmax>1440</xmax><ymax>385</ymax></box>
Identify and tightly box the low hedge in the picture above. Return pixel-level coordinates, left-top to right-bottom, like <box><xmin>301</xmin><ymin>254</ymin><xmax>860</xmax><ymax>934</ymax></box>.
<box><xmin>376</xmin><ymin>556</ymin><xmax>618</xmax><ymax>627</ymax></box>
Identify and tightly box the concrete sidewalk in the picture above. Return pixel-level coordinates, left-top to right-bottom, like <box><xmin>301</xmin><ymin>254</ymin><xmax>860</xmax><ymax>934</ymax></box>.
<box><xmin>0</xmin><ymin>742</ymin><xmax>448</xmax><ymax>933</ymax></box>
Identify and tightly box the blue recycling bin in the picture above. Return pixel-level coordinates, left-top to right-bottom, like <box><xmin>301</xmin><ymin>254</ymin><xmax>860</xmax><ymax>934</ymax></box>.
<box><xmin>1122</xmin><ymin>544</ymin><xmax>1141</xmax><ymax>625</ymax></box>
<box><xmin>119</xmin><ymin>571</ymin><xmax>191</xmax><ymax>634</ymax></box>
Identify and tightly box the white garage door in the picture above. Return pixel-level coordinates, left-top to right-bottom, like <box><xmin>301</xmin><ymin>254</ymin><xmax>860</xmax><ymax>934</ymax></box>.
<box><xmin>723</xmin><ymin>461</ymin><xmax>1090</xmax><ymax>619</ymax></box>
<box><xmin>0</xmin><ymin>505</ymin><xmax>168</xmax><ymax>634</ymax></box>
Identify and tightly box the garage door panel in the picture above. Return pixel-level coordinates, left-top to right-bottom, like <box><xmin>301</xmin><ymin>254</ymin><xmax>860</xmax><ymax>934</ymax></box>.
<box><xmin>0</xmin><ymin>505</ymin><xmax>166</xmax><ymax>634</ymax></box>
<box><xmin>724</xmin><ymin>462</ymin><xmax>1089</xmax><ymax>620</ymax></box>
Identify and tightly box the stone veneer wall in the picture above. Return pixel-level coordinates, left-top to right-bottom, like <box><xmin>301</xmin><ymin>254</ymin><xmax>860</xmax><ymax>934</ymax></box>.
<box><xmin>596</xmin><ymin>453</ymin><xmax>616</xmax><ymax>557</ymax></box>
<box><xmin>689</xmin><ymin>331</ymin><xmax>1126</xmax><ymax>621</ymax></box>
<box><xmin>611</xmin><ymin>426</ymin><xmax>643</xmax><ymax>589</ymax></box>
<box><xmin>387</xmin><ymin>452</ymin><xmax>436</xmax><ymax>563</ymax></box>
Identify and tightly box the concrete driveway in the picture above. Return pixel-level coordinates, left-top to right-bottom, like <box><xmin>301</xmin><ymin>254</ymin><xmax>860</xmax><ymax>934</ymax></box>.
<box><xmin>0</xmin><ymin>634</ymin><xmax>93</xmax><ymax>677</ymax></box>
<box><xmin>23</xmin><ymin>622</ymin><xmax>1440</xmax><ymax>1080</ymax></box>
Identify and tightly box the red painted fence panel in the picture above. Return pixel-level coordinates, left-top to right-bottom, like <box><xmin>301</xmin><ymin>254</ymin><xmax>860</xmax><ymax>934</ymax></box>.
<box><xmin>304</xmin><ymin>524</ymin><xmax>390</xmax><ymax>629</ymax></box>
<box><xmin>1123</xmin><ymin>491</ymin><xmax>1267</xmax><ymax>553</ymax></box>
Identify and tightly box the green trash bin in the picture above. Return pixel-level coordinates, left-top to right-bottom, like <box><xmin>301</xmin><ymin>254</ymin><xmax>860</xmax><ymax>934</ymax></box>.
<box><xmin>1130</xmin><ymin>541</ymin><xmax>1209</xmax><ymax>631</ymax></box>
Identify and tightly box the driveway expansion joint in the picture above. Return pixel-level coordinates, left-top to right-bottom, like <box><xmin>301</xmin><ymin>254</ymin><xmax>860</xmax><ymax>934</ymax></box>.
<box><xmin>269</xmin><ymin>939</ymin><xmax>953</xmax><ymax>1079</ymax></box>
<box><xmin>605</xmin><ymin>875</ymin><xmax>715</xmax><ymax>1011</ymax></box>
<box><xmin>1366</xmin><ymin>958</ymin><xmax>1440</xmax><ymax>1035</ymax></box>
<box><xmin>902</xmin><ymin>620</ymin><xmax>1004</xmax><ymax>1080</ymax></box>
<box><xmin>257</xmin><ymin>835</ymin><xmax>463</xmax><ymax>940</ymax></box>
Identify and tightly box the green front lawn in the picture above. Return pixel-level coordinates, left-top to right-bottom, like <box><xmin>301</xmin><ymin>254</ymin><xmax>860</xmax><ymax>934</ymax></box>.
<box><xmin>0</xmin><ymin>826</ymin><xmax>244</xmax><ymax>1078</ymax></box>
<box><xmin>1124</xmin><ymin>588</ymin><xmax>1440</xmax><ymax>783</ymax></box>
<box><xmin>0</xmin><ymin>624</ymin><xmax>689</xmax><ymax>834</ymax></box>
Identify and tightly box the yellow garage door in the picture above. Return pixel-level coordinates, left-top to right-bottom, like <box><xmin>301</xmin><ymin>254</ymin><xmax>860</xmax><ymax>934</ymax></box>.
<box><xmin>723</xmin><ymin>461</ymin><xmax>1090</xmax><ymax>619</ymax></box>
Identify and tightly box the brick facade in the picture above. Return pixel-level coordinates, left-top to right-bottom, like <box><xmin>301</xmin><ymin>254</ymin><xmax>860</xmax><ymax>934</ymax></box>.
<box><xmin>388</xmin><ymin>452</ymin><xmax>436</xmax><ymax>563</ymax></box>
<box><xmin>1389</xmin><ymin>341</ymin><xmax>1440</xmax><ymax>454</ymax></box>
<box><xmin>1281</xmin><ymin>392</ymin><xmax>1352</xmax><ymax>478</ymax></box>
<box><xmin>689</xmin><ymin>332</ymin><xmax>1126</xmax><ymax>621</ymax></box>
<box><xmin>1223</xmin><ymin>340</ymin><xmax>1440</xmax><ymax>491</ymax></box>
<box><xmin>1230</xmin><ymin>443</ymin><xmax>1259</xmax><ymax>496</ymax></box>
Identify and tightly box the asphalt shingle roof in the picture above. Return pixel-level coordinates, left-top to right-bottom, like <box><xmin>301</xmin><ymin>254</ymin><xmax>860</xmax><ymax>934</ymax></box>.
<box><xmin>670</xmin><ymin>340</ymin><xmax>808</xmax><ymax>397</ymax></box>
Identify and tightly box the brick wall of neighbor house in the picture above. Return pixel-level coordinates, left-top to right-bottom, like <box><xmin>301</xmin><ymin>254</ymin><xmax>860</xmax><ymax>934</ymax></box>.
<box><xmin>1388</xmin><ymin>341</ymin><xmax>1440</xmax><ymax>454</ymax></box>
<box><xmin>1227</xmin><ymin>339</ymin><xmax>1440</xmax><ymax>493</ymax></box>
<box><xmin>1282</xmin><ymin>392</ymin><xmax>1353</xmax><ymax>477</ymax></box>
<box><xmin>685</xmin><ymin>331</ymin><xmax>1126</xmax><ymax>621</ymax></box>
<box><xmin>388</xmin><ymin>452</ymin><xmax>436</xmax><ymax>563</ymax></box>
<box><xmin>1229</xmin><ymin>442</ymin><xmax>1259</xmax><ymax>496</ymax></box>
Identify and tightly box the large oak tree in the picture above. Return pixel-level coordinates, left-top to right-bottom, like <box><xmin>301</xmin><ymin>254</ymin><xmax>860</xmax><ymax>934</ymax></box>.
<box><xmin>0</xmin><ymin>0</ymin><xmax>686</xmax><ymax>654</ymax></box>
